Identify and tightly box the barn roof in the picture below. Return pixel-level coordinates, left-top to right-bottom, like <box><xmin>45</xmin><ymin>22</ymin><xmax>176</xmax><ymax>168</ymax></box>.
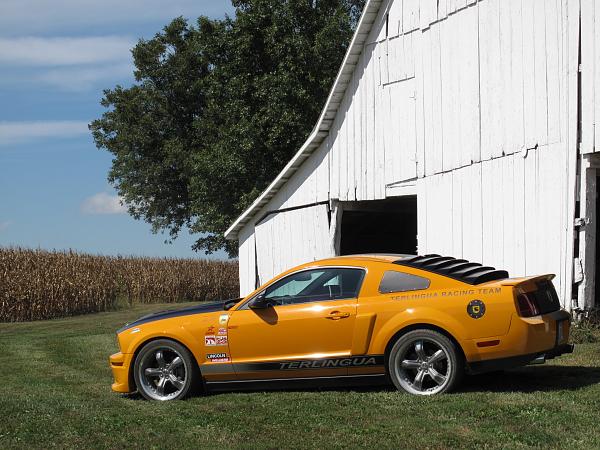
<box><xmin>224</xmin><ymin>0</ymin><xmax>384</xmax><ymax>240</ymax></box>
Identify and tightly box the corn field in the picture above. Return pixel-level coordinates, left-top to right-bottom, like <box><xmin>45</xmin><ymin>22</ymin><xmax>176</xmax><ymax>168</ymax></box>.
<box><xmin>0</xmin><ymin>247</ymin><xmax>239</xmax><ymax>322</ymax></box>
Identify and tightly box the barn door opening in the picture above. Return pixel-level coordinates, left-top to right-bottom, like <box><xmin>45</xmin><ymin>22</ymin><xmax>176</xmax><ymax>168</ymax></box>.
<box><xmin>338</xmin><ymin>196</ymin><xmax>417</xmax><ymax>255</ymax></box>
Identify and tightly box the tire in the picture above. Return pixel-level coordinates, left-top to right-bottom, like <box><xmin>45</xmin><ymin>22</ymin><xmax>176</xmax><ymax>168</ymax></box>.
<box><xmin>387</xmin><ymin>329</ymin><xmax>463</xmax><ymax>395</ymax></box>
<box><xmin>133</xmin><ymin>339</ymin><xmax>200</xmax><ymax>401</ymax></box>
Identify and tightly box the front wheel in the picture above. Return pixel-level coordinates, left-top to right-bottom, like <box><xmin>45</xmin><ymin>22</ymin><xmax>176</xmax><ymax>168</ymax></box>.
<box><xmin>133</xmin><ymin>339</ymin><xmax>200</xmax><ymax>401</ymax></box>
<box><xmin>387</xmin><ymin>329</ymin><xmax>463</xmax><ymax>395</ymax></box>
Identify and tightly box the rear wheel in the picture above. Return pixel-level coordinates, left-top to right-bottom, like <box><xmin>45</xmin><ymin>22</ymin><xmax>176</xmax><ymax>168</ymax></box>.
<box><xmin>133</xmin><ymin>339</ymin><xmax>200</xmax><ymax>401</ymax></box>
<box><xmin>388</xmin><ymin>329</ymin><xmax>463</xmax><ymax>395</ymax></box>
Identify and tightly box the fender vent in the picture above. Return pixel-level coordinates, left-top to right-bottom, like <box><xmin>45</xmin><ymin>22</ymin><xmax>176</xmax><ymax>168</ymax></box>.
<box><xmin>393</xmin><ymin>254</ymin><xmax>509</xmax><ymax>285</ymax></box>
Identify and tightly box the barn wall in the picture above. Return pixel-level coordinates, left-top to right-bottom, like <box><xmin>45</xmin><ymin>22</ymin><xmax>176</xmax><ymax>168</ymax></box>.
<box><xmin>268</xmin><ymin>139</ymin><xmax>331</xmax><ymax>211</ymax></box>
<box><xmin>237</xmin><ymin>224</ymin><xmax>256</xmax><ymax>297</ymax></box>
<box><xmin>417</xmin><ymin>143</ymin><xmax>571</xmax><ymax>301</ymax></box>
<box><xmin>324</xmin><ymin>0</ymin><xmax>576</xmax><ymax>302</ymax></box>
<box><xmin>254</xmin><ymin>204</ymin><xmax>332</xmax><ymax>288</ymax></box>
<box><xmin>581</xmin><ymin>0</ymin><xmax>600</xmax><ymax>154</ymax></box>
<box><xmin>236</xmin><ymin>0</ymin><xmax>580</xmax><ymax>304</ymax></box>
<box><xmin>328</xmin><ymin>0</ymin><xmax>566</xmax><ymax>190</ymax></box>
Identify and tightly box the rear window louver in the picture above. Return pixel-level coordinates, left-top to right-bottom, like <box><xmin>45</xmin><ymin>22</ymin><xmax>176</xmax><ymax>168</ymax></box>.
<box><xmin>393</xmin><ymin>254</ymin><xmax>509</xmax><ymax>285</ymax></box>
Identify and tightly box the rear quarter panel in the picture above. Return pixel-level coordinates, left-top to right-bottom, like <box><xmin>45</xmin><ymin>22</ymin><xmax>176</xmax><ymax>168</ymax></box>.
<box><xmin>356</xmin><ymin>262</ymin><xmax>515</xmax><ymax>359</ymax></box>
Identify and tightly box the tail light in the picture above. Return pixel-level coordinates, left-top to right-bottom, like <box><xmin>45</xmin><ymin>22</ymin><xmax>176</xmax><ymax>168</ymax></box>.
<box><xmin>516</xmin><ymin>291</ymin><xmax>540</xmax><ymax>317</ymax></box>
<box><xmin>515</xmin><ymin>280</ymin><xmax>561</xmax><ymax>317</ymax></box>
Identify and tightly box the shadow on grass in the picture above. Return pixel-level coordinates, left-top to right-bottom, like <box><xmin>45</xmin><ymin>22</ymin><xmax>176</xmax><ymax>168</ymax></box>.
<box><xmin>120</xmin><ymin>365</ymin><xmax>600</xmax><ymax>400</ymax></box>
<box><xmin>460</xmin><ymin>365</ymin><xmax>600</xmax><ymax>393</ymax></box>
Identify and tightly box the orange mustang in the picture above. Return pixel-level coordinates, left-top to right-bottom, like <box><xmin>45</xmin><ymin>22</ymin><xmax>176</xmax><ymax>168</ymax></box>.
<box><xmin>109</xmin><ymin>254</ymin><xmax>573</xmax><ymax>400</ymax></box>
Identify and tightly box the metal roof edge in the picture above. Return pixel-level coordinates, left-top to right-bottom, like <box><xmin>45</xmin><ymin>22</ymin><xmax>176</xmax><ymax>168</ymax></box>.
<box><xmin>224</xmin><ymin>0</ymin><xmax>384</xmax><ymax>240</ymax></box>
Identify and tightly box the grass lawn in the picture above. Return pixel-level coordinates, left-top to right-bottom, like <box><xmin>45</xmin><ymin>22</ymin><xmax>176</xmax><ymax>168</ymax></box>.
<box><xmin>1</xmin><ymin>304</ymin><xmax>600</xmax><ymax>449</ymax></box>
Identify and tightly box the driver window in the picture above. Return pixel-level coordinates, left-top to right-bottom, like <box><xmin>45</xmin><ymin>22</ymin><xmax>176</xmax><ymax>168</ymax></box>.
<box><xmin>262</xmin><ymin>268</ymin><xmax>365</xmax><ymax>306</ymax></box>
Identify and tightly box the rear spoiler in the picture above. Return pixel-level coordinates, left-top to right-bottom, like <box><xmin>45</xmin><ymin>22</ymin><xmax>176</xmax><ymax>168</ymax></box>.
<box><xmin>499</xmin><ymin>274</ymin><xmax>555</xmax><ymax>287</ymax></box>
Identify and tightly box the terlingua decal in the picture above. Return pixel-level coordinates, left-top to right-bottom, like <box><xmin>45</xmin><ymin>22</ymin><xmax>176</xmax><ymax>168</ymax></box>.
<box><xmin>279</xmin><ymin>356</ymin><xmax>378</xmax><ymax>370</ymax></box>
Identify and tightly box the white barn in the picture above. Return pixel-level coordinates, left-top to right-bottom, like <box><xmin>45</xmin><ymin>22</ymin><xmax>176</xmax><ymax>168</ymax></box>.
<box><xmin>225</xmin><ymin>0</ymin><xmax>600</xmax><ymax>314</ymax></box>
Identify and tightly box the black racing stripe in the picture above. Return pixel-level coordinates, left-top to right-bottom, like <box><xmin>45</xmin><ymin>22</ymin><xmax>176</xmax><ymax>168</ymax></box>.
<box><xmin>232</xmin><ymin>355</ymin><xmax>385</xmax><ymax>372</ymax></box>
<box><xmin>117</xmin><ymin>299</ymin><xmax>241</xmax><ymax>333</ymax></box>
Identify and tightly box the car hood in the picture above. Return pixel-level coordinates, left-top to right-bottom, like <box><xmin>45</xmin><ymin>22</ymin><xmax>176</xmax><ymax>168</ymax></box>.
<box><xmin>117</xmin><ymin>300</ymin><xmax>236</xmax><ymax>333</ymax></box>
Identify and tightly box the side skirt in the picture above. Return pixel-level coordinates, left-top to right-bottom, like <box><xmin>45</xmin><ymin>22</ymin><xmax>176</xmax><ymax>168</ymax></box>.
<box><xmin>205</xmin><ymin>374</ymin><xmax>390</xmax><ymax>392</ymax></box>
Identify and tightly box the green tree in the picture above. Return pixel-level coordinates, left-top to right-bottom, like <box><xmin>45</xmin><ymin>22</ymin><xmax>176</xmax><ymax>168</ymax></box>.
<box><xmin>90</xmin><ymin>0</ymin><xmax>365</xmax><ymax>256</ymax></box>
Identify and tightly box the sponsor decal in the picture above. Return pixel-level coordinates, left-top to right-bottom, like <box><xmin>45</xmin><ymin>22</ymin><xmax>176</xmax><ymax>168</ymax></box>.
<box><xmin>219</xmin><ymin>314</ymin><xmax>229</xmax><ymax>325</ymax></box>
<box><xmin>217</xmin><ymin>327</ymin><xmax>227</xmax><ymax>335</ymax></box>
<box><xmin>279</xmin><ymin>356</ymin><xmax>378</xmax><ymax>370</ymax></box>
<box><xmin>207</xmin><ymin>352</ymin><xmax>230</xmax><ymax>362</ymax></box>
<box><xmin>205</xmin><ymin>326</ymin><xmax>216</xmax><ymax>335</ymax></box>
<box><xmin>228</xmin><ymin>355</ymin><xmax>385</xmax><ymax>373</ymax></box>
<box><xmin>216</xmin><ymin>335</ymin><xmax>228</xmax><ymax>345</ymax></box>
<box><xmin>205</xmin><ymin>335</ymin><xmax>216</xmax><ymax>346</ymax></box>
<box><xmin>392</xmin><ymin>287</ymin><xmax>501</xmax><ymax>301</ymax></box>
<box><xmin>467</xmin><ymin>299</ymin><xmax>486</xmax><ymax>319</ymax></box>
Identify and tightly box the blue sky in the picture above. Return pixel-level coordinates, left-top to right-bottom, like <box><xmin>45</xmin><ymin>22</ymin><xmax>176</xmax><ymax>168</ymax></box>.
<box><xmin>0</xmin><ymin>0</ymin><xmax>234</xmax><ymax>259</ymax></box>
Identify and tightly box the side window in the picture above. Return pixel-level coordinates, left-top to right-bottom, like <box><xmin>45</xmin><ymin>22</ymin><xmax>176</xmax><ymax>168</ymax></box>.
<box><xmin>379</xmin><ymin>270</ymin><xmax>430</xmax><ymax>294</ymax></box>
<box><xmin>261</xmin><ymin>268</ymin><xmax>365</xmax><ymax>306</ymax></box>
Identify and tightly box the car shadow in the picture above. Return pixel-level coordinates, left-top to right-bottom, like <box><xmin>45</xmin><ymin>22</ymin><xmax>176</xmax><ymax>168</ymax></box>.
<box><xmin>120</xmin><ymin>365</ymin><xmax>600</xmax><ymax>400</ymax></box>
<box><xmin>203</xmin><ymin>365</ymin><xmax>600</xmax><ymax>396</ymax></box>
<box><xmin>460</xmin><ymin>364</ymin><xmax>600</xmax><ymax>393</ymax></box>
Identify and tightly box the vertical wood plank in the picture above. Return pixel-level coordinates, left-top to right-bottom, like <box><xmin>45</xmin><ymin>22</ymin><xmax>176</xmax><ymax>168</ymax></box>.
<box><xmin>508</xmin><ymin>0</ymin><xmax>525</xmax><ymax>154</ymax></box>
<box><xmin>431</xmin><ymin>23</ymin><xmax>444</xmax><ymax>174</ymax></box>
<box><xmin>533</xmin><ymin>0</ymin><xmax>549</xmax><ymax>147</ymax></box>
<box><xmin>522</xmin><ymin>0</ymin><xmax>537</xmax><ymax>149</ymax></box>
<box><xmin>546</xmin><ymin>0</ymin><xmax>562</xmax><ymax>145</ymax></box>
<box><xmin>478</xmin><ymin>0</ymin><xmax>492</xmax><ymax>161</ymax></box>
<box><xmin>581</xmin><ymin>0</ymin><xmax>595</xmax><ymax>153</ymax></box>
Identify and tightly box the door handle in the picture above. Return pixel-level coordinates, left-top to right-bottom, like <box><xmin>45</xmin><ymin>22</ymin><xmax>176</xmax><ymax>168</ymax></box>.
<box><xmin>326</xmin><ymin>311</ymin><xmax>351</xmax><ymax>320</ymax></box>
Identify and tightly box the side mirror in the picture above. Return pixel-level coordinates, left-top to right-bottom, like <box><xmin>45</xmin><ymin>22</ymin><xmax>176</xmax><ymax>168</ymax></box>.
<box><xmin>249</xmin><ymin>293</ymin><xmax>273</xmax><ymax>310</ymax></box>
<box><xmin>223</xmin><ymin>298</ymin><xmax>241</xmax><ymax>311</ymax></box>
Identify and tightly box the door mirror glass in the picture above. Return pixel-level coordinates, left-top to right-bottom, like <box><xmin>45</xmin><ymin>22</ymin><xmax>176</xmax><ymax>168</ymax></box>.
<box><xmin>249</xmin><ymin>292</ymin><xmax>273</xmax><ymax>309</ymax></box>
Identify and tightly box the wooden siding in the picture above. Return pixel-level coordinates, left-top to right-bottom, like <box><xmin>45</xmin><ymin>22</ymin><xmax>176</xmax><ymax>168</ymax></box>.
<box><xmin>235</xmin><ymin>0</ymin><xmax>580</xmax><ymax>301</ymax></box>
<box><xmin>581</xmin><ymin>0</ymin><xmax>600</xmax><ymax>153</ymax></box>
<box><xmin>328</xmin><ymin>0</ymin><xmax>566</xmax><ymax>192</ymax></box>
<box><xmin>253</xmin><ymin>204</ymin><xmax>332</xmax><ymax>287</ymax></box>
<box><xmin>417</xmin><ymin>144</ymin><xmax>571</xmax><ymax>301</ymax></box>
<box><xmin>237</xmin><ymin>225</ymin><xmax>256</xmax><ymax>296</ymax></box>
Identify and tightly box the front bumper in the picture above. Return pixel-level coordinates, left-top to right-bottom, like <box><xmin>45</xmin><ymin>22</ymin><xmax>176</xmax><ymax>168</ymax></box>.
<box><xmin>110</xmin><ymin>352</ymin><xmax>133</xmax><ymax>393</ymax></box>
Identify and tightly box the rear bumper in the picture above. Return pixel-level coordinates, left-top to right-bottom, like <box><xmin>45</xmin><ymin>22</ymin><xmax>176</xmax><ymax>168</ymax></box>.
<box><xmin>468</xmin><ymin>343</ymin><xmax>574</xmax><ymax>374</ymax></box>
<box><xmin>110</xmin><ymin>352</ymin><xmax>133</xmax><ymax>393</ymax></box>
<box><xmin>466</xmin><ymin>308</ymin><xmax>573</xmax><ymax>373</ymax></box>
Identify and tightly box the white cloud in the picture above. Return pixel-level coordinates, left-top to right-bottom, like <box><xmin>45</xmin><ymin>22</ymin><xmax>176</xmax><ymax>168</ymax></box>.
<box><xmin>81</xmin><ymin>193</ymin><xmax>127</xmax><ymax>215</ymax></box>
<box><xmin>36</xmin><ymin>62</ymin><xmax>134</xmax><ymax>91</ymax></box>
<box><xmin>0</xmin><ymin>36</ymin><xmax>135</xmax><ymax>67</ymax></box>
<box><xmin>0</xmin><ymin>120</ymin><xmax>90</xmax><ymax>146</ymax></box>
<box><xmin>0</xmin><ymin>0</ymin><xmax>234</xmax><ymax>36</ymax></box>
<box><xmin>0</xmin><ymin>221</ymin><xmax>11</xmax><ymax>232</ymax></box>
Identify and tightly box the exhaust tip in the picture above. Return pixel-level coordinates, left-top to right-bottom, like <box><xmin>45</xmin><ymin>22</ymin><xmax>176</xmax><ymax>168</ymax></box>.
<box><xmin>529</xmin><ymin>355</ymin><xmax>546</xmax><ymax>365</ymax></box>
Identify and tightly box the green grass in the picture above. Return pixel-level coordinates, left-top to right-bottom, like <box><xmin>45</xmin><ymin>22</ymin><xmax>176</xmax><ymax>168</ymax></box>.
<box><xmin>1</xmin><ymin>304</ymin><xmax>600</xmax><ymax>449</ymax></box>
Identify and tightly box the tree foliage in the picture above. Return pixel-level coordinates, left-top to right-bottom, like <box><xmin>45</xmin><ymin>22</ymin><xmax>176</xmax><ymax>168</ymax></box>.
<box><xmin>90</xmin><ymin>0</ymin><xmax>365</xmax><ymax>256</ymax></box>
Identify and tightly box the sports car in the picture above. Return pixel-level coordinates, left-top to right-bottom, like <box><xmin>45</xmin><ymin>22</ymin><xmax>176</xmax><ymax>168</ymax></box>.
<box><xmin>109</xmin><ymin>254</ymin><xmax>574</xmax><ymax>399</ymax></box>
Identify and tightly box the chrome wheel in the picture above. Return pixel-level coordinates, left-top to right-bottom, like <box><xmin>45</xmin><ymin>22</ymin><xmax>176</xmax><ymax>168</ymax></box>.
<box><xmin>397</xmin><ymin>339</ymin><xmax>450</xmax><ymax>394</ymax></box>
<box><xmin>137</xmin><ymin>346</ymin><xmax>188</xmax><ymax>401</ymax></box>
<box><xmin>388</xmin><ymin>330</ymin><xmax>462</xmax><ymax>395</ymax></box>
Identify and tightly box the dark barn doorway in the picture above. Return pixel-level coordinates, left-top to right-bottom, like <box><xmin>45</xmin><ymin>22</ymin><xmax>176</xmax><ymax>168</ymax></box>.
<box><xmin>339</xmin><ymin>196</ymin><xmax>417</xmax><ymax>255</ymax></box>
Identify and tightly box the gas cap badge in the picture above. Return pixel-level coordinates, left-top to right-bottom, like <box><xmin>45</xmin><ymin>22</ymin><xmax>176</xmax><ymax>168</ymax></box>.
<box><xmin>467</xmin><ymin>300</ymin><xmax>486</xmax><ymax>319</ymax></box>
